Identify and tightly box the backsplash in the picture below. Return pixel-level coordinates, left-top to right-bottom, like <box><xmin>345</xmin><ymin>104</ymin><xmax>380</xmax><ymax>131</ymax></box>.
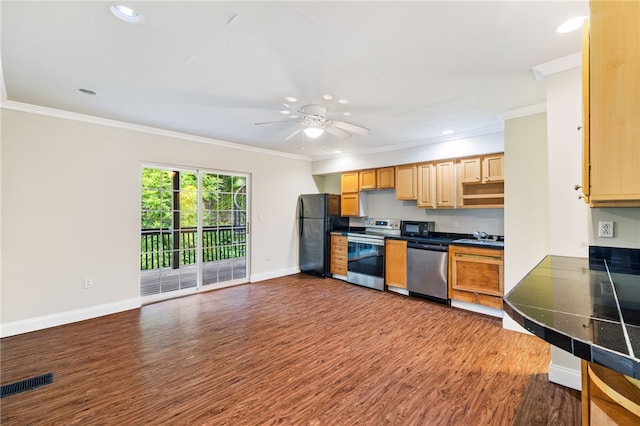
<box><xmin>360</xmin><ymin>190</ymin><xmax>504</xmax><ymax>235</ymax></box>
<box><xmin>589</xmin><ymin>246</ymin><xmax>640</xmax><ymax>275</ymax></box>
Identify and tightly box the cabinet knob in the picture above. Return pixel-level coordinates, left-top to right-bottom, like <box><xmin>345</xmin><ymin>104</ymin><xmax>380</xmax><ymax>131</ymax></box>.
<box><xmin>574</xmin><ymin>184</ymin><xmax>582</xmax><ymax>191</ymax></box>
<box><xmin>578</xmin><ymin>195</ymin><xmax>585</xmax><ymax>200</ymax></box>
<box><xmin>577</xmin><ymin>125</ymin><xmax>583</xmax><ymax>131</ymax></box>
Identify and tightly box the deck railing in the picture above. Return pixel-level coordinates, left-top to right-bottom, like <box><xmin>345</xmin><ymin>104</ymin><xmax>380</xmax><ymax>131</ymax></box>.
<box><xmin>140</xmin><ymin>226</ymin><xmax>246</xmax><ymax>270</ymax></box>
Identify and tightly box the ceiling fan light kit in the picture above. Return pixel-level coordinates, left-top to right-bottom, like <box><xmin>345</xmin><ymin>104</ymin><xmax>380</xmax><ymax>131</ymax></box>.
<box><xmin>255</xmin><ymin>103</ymin><xmax>369</xmax><ymax>142</ymax></box>
<box><xmin>303</xmin><ymin>126</ymin><xmax>324</xmax><ymax>138</ymax></box>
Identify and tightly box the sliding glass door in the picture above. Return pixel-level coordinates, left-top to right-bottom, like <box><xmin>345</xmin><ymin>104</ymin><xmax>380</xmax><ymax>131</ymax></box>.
<box><xmin>140</xmin><ymin>165</ymin><xmax>249</xmax><ymax>300</ymax></box>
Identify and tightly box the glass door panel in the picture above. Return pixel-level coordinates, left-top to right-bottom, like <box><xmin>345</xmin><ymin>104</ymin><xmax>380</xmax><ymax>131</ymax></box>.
<box><xmin>201</xmin><ymin>172</ymin><xmax>247</xmax><ymax>286</ymax></box>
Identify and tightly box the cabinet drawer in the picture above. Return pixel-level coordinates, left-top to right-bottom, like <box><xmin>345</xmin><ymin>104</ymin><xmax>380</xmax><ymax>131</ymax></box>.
<box><xmin>451</xmin><ymin>289</ymin><xmax>503</xmax><ymax>310</ymax></box>
<box><xmin>332</xmin><ymin>243</ymin><xmax>347</xmax><ymax>255</ymax></box>
<box><xmin>332</xmin><ymin>254</ymin><xmax>347</xmax><ymax>266</ymax></box>
<box><xmin>332</xmin><ymin>263</ymin><xmax>347</xmax><ymax>275</ymax></box>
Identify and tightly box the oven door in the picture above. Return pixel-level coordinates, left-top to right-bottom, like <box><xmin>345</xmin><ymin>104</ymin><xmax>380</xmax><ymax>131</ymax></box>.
<box><xmin>347</xmin><ymin>235</ymin><xmax>385</xmax><ymax>291</ymax></box>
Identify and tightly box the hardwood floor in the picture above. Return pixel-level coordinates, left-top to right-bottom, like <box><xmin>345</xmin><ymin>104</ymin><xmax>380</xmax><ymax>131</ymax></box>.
<box><xmin>1</xmin><ymin>274</ymin><xmax>580</xmax><ymax>425</ymax></box>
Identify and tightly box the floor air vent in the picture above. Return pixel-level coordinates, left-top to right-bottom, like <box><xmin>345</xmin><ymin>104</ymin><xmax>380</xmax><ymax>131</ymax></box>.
<box><xmin>1</xmin><ymin>373</ymin><xmax>53</xmax><ymax>398</ymax></box>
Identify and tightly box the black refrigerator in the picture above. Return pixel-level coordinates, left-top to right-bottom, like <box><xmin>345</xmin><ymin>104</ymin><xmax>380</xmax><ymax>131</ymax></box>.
<box><xmin>298</xmin><ymin>193</ymin><xmax>349</xmax><ymax>277</ymax></box>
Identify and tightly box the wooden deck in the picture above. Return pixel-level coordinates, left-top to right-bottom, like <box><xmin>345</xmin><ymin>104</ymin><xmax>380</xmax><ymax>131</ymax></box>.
<box><xmin>140</xmin><ymin>257</ymin><xmax>246</xmax><ymax>296</ymax></box>
<box><xmin>1</xmin><ymin>274</ymin><xmax>580</xmax><ymax>425</ymax></box>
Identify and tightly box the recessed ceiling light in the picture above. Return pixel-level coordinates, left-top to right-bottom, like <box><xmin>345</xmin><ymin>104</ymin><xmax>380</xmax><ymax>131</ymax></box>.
<box><xmin>343</xmin><ymin>112</ymin><xmax>352</xmax><ymax>116</ymax></box>
<box><xmin>110</xmin><ymin>4</ymin><xmax>141</xmax><ymax>23</ymax></box>
<box><xmin>323</xmin><ymin>94</ymin><xmax>333</xmax><ymax>100</ymax></box>
<box><xmin>557</xmin><ymin>16</ymin><xmax>588</xmax><ymax>33</ymax></box>
<box><xmin>284</xmin><ymin>96</ymin><xmax>298</xmax><ymax>103</ymax></box>
<box><xmin>442</xmin><ymin>129</ymin><xmax>455</xmax><ymax>135</ymax></box>
<box><xmin>338</xmin><ymin>99</ymin><xmax>349</xmax><ymax>104</ymax></box>
<box><xmin>78</xmin><ymin>88</ymin><xmax>96</xmax><ymax>95</ymax></box>
<box><xmin>333</xmin><ymin>150</ymin><xmax>342</xmax><ymax>154</ymax></box>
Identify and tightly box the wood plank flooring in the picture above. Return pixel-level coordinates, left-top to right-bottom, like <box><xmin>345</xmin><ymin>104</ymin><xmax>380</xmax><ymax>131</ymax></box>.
<box><xmin>1</xmin><ymin>274</ymin><xmax>580</xmax><ymax>425</ymax></box>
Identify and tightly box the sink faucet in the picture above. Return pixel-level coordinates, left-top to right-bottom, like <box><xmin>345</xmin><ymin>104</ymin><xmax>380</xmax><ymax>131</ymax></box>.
<box><xmin>473</xmin><ymin>231</ymin><xmax>488</xmax><ymax>240</ymax></box>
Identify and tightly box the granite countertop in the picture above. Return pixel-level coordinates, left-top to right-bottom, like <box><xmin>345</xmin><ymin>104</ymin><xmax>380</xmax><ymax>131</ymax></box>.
<box><xmin>504</xmin><ymin>247</ymin><xmax>640</xmax><ymax>379</ymax></box>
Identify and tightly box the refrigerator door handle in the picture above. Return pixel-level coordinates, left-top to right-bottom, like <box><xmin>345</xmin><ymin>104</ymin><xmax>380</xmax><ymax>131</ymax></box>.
<box><xmin>298</xmin><ymin>198</ymin><xmax>304</xmax><ymax>236</ymax></box>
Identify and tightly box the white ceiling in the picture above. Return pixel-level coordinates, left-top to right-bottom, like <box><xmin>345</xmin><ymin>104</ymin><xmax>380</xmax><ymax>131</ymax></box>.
<box><xmin>1</xmin><ymin>1</ymin><xmax>589</xmax><ymax>159</ymax></box>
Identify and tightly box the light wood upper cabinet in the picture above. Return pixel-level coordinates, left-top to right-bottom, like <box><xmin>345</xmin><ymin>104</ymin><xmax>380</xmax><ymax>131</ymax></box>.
<box><xmin>458</xmin><ymin>153</ymin><xmax>505</xmax><ymax>208</ymax></box>
<box><xmin>340</xmin><ymin>192</ymin><xmax>360</xmax><ymax>217</ymax></box>
<box><xmin>460</xmin><ymin>158</ymin><xmax>481</xmax><ymax>183</ymax></box>
<box><xmin>395</xmin><ymin>164</ymin><xmax>417</xmax><ymax>200</ymax></box>
<box><xmin>385</xmin><ymin>239</ymin><xmax>407</xmax><ymax>289</ymax></box>
<box><xmin>482</xmin><ymin>154</ymin><xmax>504</xmax><ymax>183</ymax></box>
<box><xmin>359</xmin><ymin>167</ymin><xmax>395</xmax><ymax>190</ymax></box>
<box><xmin>435</xmin><ymin>161</ymin><xmax>455</xmax><ymax>207</ymax></box>
<box><xmin>341</xmin><ymin>171</ymin><xmax>359</xmax><ymax>193</ymax></box>
<box><xmin>585</xmin><ymin>0</ymin><xmax>640</xmax><ymax>207</ymax></box>
<box><xmin>417</xmin><ymin>162</ymin><xmax>435</xmax><ymax>208</ymax></box>
<box><xmin>376</xmin><ymin>167</ymin><xmax>395</xmax><ymax>189</ymax></box>
<box><xmin>359</xmin><ymin>169</ymin><xmax>376</xmax><ymax>190</ymax></box>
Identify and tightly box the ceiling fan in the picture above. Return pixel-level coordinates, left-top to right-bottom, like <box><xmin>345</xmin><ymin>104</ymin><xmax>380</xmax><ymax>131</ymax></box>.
<box><xmin>255</xmin><ymin>104</ymin><xmax>370</xmax><ymax>141</ymax></box>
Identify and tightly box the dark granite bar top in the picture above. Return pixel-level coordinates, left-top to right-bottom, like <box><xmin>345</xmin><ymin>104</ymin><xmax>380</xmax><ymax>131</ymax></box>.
<box><xmin>504</xmin><ymin>247</ymin><xmax>640</xmax><ymax>379</ymax></box>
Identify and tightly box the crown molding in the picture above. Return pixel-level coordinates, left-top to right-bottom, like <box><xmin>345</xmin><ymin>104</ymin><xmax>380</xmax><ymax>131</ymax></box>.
<box><xmin>500</xmin><ymin>103</ymin><xmax>547</xmax><ymax>120</ymax></box>
<box><xmin>0</xmin><ymin>100</ymin><xmax>313</xmax><ymax>161</ymax></box>
<box><xmin>531</xmin><ymin>52</ymin><xmax>581</xmax><ymax>80</ymax></box>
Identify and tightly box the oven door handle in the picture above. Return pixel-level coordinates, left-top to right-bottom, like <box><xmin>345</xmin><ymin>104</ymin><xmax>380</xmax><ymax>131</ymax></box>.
<box><xmin>348</xmin><ymin>236</ymin><xmax>385</xmax><ymax>246</ymax></box>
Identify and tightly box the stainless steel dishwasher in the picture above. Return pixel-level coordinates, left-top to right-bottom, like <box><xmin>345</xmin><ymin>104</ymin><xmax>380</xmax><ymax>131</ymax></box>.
<box><xmin>406</xmin><ymin>242</ymin><xmax>449</xmax><ymax>303</ymax></box>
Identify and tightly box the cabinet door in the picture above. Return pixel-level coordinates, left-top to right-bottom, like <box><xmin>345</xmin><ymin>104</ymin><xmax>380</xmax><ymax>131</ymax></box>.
<box><xmin>436</xmin><ymin>161</ymin><xmax>455</xmax><ymax>207</ymax></box>
<box><xmin>385</xmin><ymin>239</ymin><xmax>407</xmax><ymax>288</ymax></box>
<box><xmin>482</xmin><ymin>154</ymin><xmax>504</xmax><ymax>183</ymax></box>
<box><xmin>341</xmin><ymin>172</ymin><xmax>359</xmax><ymax>193</ymax></box>
<box><xmin>376</xmin><ymin>167</ymin><xmax>395</xmax><ymax>189</ymax></box>
<box><xmin>359</xmin><ymin>169</ymin><xmax>376</xmax><ymax>190</ymax></box>
<box><xmin>589</xmin><ymin>0</ymin><xmax>640</xmax><ymax>205</ymax></box>
<box><xmin>340</xmin><ymin>193</ymin><xmax>360</xmax><ymax>216</ymax></box>
<box><xmin>582</xmin><ymin>20</ymin><xmax>591</xmax><ymax>202</ymax></box>
<box><xmin>417</xmin><ymin>162</ymin><xmax>435</xmax><ymax>208</ymax></box>
<box><xmin>395</xmin><ymin>164</ymin><xmax>417</xmax><ymax>200</ymax></box>
<box><xmin>460</xmin><ymin>158</ymin><xmax>481</xmax><ymax>183</ymax></box>
<box><xmin>449</xmin><ymin>246</ymin><xmax>503</xmax><ymax>296</ymax></box>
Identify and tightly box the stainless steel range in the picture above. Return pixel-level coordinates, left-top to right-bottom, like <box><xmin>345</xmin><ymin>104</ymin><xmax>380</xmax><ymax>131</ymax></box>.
<box><xmin>346</xmin><ymin>218</ymin><xmax>400</xmax><ymax>291</ymax></box>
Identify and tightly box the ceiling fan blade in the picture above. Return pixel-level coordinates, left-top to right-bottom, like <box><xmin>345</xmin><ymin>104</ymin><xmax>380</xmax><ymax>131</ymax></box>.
<box><xmin>284</xmin><ymin>128</ymin><xmax>302</xmax><ymax>141</ymax></box>
<box><xmin>331</xmin><ymin>119</ymin><xmax>370</xmax><ymax>136</ymax></box>
<box><xmin>254</xmin><ymin>120</ymin><xmax>292</xmax><ymax>126</ymax></box>
<box><xmin>324</xmin><ymin>126</ymin><xmax>351</xmax><ymax>140</ymax></box>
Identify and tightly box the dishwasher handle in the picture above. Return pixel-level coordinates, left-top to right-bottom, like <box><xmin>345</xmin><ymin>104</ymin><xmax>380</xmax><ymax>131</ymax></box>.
<box><xmin>407</xmin><ymin>242</ymin><xmax>448</xmax><ymax>252</ymax></box>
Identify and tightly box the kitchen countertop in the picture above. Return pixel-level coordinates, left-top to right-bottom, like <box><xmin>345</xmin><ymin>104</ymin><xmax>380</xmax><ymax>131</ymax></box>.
<box><xmin>504</xmin><ymin>247</ymin><xmax>640</xmax><ymax>379</ymax></box>
<box><xmin>386</xmin><ymin>232</ymin><xmax>504</xmax><ymax>249</ymax></box>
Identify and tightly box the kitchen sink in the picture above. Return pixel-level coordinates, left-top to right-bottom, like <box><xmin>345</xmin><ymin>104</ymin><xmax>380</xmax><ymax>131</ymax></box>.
<box><xmin>452</xmin><ymin>238</ymin><xmax>504</xmax><ymax>247</ymax></box>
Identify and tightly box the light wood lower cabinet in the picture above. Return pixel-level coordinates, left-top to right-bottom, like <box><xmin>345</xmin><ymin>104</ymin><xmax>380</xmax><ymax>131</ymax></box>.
<box><xmin>448</xmin><ymin>245</ymin><xmax>504</xmax><ymax>310</ymax></box>
<box><xmin>581</xmin><ymin>360</ymin><xmax>640</xmax><ymax>425</ymax></box>
<box><xmin>385</xmin><ymin>239</ymin><xmax>407</xmax><ymax>288</ymax></box>
<box><xmin>330</xmin><ymin>234</ymin><xmax>347</xmax><ymax>277</ymax></box>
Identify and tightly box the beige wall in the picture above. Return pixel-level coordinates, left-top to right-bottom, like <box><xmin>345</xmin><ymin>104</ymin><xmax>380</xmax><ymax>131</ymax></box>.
<box><xmin>503</xmin><ymin>111</ymin><xmax>550</xmax><ymax>305</ymax></box>
<box><xmin>1</xmin><ymin>107</ymin><xmax>321</xmax><ymax>332</ymax></box>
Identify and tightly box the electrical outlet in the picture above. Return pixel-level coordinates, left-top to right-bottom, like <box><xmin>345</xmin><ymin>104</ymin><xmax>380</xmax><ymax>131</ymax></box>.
<box><xmin>84</xmin><ymin>279</ymin><xmax>93</xmax><ymax>289</ymax></box>
<box><xmin>600</xmin><ymin>281</ymin><xmax>614</xmax><ymax>296</ymax></box>
<box><xmin>598</xmin><ymin>221</ymin><xmax>614</xmax><ymax>238</ymax></box>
